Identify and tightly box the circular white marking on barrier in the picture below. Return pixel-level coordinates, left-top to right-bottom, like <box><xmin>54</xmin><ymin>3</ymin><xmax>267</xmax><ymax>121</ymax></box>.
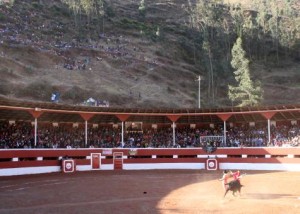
<box><xmin>209</xmin><ymin>161</ymin><xmax>215</xmax><ymax>168</ymax></box>
<box><xmin>66</xmin><ymin>163</ymin><xmax>72</xmax><ymax>170</ymax></box>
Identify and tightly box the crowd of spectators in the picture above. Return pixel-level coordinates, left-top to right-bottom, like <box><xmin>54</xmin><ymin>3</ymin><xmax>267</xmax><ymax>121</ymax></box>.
<box><xmin>0</xmin><ymin>5</ymin><xmax>159</xmax><ymax>73</ymax></box>
<box><xmin>0</xmin><ymin>120</ymin><xmax>299</xmax><ymax>149</ymax></box>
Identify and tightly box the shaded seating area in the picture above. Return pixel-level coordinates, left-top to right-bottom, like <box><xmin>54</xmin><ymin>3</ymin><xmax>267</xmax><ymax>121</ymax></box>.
<box><xmin>0</xmin><ymin>98</ymin><xmax>299</xmax><ymax>149</ymax></box>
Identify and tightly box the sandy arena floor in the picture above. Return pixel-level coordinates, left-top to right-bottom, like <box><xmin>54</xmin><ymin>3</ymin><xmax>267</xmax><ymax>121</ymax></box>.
<box><xmin>0</xmin><ymin>170</ymin><xmax>300</xmax><ymax>214</ymax></box>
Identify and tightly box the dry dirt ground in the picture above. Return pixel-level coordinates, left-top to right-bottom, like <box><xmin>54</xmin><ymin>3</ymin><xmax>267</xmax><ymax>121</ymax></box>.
<box><xmin>0</xmin><ymin>170</ymin><xmax>300</xmax><ymax>214</ymax></box>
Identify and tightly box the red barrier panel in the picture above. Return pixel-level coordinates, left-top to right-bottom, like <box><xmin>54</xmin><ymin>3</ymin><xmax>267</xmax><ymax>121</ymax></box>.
<box><xmin>206</xmin><ymin>159</ymin><xmax>218</xmax><ymax>170</ymax></box>
<box><xmin>62</xmin><ymin>159</ymin><xmax>75</xmax><ymax>173</ymax></box>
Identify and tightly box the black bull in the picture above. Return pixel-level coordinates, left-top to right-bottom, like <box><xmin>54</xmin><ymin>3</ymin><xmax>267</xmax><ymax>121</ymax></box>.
<box><xmin>224</xmin><ymin>180</ymin><xmax>243</xmax><ymax>197</ymax></box>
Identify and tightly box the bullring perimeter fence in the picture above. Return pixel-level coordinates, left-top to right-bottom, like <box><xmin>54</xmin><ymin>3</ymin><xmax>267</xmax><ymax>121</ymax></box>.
<box><xmin>1</xmin><ymin>147</ymin><xmax>300</xmax><ymax>176</ymax></box>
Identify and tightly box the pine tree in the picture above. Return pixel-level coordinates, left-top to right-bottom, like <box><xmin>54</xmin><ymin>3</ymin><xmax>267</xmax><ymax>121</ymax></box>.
<box><xmin>228</xmin><ymin>37</ymin><xmax>263</xmax><ymax>107</ymax></box>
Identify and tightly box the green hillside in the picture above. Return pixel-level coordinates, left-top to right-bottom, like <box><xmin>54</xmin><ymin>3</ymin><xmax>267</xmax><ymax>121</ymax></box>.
<box><xmin>0</xmin><ymin>0</ymin><xmax>299</xmax><ymax>108</ymax></box>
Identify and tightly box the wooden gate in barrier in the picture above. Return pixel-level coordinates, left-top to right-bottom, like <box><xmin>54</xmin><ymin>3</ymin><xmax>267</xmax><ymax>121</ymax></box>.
<box><xmin>113</xmin><ymin>152</ymin><xmax>123</xmax><ymax>170</ymax></box>
<box><xmin>91</xmin><ymin>153</ymin><xmax>101</xmax><ymax>170</ymax></box>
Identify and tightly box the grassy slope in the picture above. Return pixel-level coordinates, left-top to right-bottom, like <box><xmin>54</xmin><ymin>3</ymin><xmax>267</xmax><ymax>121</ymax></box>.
<box><xmin>0</xmin><ymin>0</ymin><xmax>299</xmax><ymax>108</ymax></box>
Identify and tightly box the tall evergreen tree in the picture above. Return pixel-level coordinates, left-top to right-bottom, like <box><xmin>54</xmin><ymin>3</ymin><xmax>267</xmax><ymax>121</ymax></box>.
<box><xmin>228</xmin><ymin>37</ymin><xmax>263</xmax><ymax>107</ymax></box>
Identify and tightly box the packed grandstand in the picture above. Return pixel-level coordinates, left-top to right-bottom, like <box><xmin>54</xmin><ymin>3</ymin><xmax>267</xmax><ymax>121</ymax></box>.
<box><xmin>0</xmin><ymin>120</ymin><xmax>299</xmax><ymax>149</ymax></box>
<box><xmin>0</xmin><ymin>97</ymin><xmax>299</xmax><ymax>149</ymax></box>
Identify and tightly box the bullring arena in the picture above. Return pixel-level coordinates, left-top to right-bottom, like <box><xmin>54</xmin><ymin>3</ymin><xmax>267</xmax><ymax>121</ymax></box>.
<box><xmin>0</xmin><ymin>99</ymin><xmax>300</xmax><ymax>214</ymax></box>
<box><xmin>1</xmin><ymin>169</ymin><xmax>300</xmax><ymax>214</ymax></box>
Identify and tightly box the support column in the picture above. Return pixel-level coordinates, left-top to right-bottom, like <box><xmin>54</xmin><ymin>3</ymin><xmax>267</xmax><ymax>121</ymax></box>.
<box><xmin>172</xmin><ymin>122</ymin><xmax>176</xmax><ymax>146</ymax></box>
<box><xmin>85</xmin><ymin>120</ymin><xmax>88</xmax><ymax>147</ymax></box>
<box><xmin>79</xmin><ymin>113</ymin><xmax>95</xmax><ymax>148</ymax></box>
<box><xmin>260</xmin><ymin>112</ymin><xmax>276</xmax><ymax>146</ymax></box>
<box><xmin>267</xmin><ymin>119</ymin><xmax>271</xmax><ymax>145</ymax></box>
<box><xmin>223</xmin><ymin>120</ymin><xmax>226</xmax><ymax>147</ymax></box>
<box><xmin>28</xmin><ymin>109</ymin><xmax>43</xmax><ymax>148</ymax></box>
<box><xmin>34</xmin><ymin>118</ymin><xmax>38</xmax><ymax>147</ymax></box>
<box><xmin>115</xmin><ymin>114</ymin><xmax>130</xmax><ymax>148</ymax></box>
<box><xmin>217</xmin><ymin>114</ymin><xmax>232</xmax><ymax>147</ymax></box>
<box><xmin>122</xmin><ymin>121</ymin><xmax>124</xmax><ymax>147</ymax></box>
<box><xmin>166</xmin><ymin>115</ymin><xmax>181</xmax><ymax>147</ymax></box>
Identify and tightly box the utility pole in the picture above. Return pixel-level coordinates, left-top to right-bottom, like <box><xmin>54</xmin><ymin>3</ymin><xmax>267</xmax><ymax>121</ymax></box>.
<box><xmin>196</xmin><ymin>75</ymin><xmax>201</xmax><ymax>108</ymax></box>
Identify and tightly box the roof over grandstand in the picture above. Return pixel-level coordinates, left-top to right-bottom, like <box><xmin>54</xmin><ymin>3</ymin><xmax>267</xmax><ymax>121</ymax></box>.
<box><xmin>0</xmin><ymin>97</ymin><xmax>299</xmax><ymax>124</ymax></box>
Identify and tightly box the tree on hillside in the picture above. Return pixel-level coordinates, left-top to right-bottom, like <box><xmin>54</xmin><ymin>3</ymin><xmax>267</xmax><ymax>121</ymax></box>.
<box><xmin>268</xmin><ymin>1</ymin><xmax>280</xmax><ymax>63</ymax></box>
<box><xmin>62</xmin><ymin>0</ymin><xmax>104</xmax><ymax>30</ymax></box>
<box><xmin>202</xmin><ymin>39</ymin><xmax>215</xmax><ymax>104</ymax></box>
<box><xmin>228</xmin><ymin>37</ymin><xmax>263</xmax><ymax>107</ymax></box>
<box><xmin>229</xmin><ymin>3</ymin><xmax>244</xmax><ymax>38</ymax></box>
<box><xmin>190</xmin><ymin>0</ymin><xmax>225</xmax><ymax>105</ymax></box>
<box><xmin>279</xmin><ymin>0</ymin><xmax>300</xmax><ymax>58</ymax></box>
